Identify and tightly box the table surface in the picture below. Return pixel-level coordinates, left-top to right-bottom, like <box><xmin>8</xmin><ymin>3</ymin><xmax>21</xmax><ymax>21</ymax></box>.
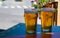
<box><xmin>0</xmin><ymin>23</ymin><xmax>60</xmax><ymax>38</ymax></box>
<box><xmin>2</xmin><ymin>32</ymin><xmax>60</xmax><ymax>38</ymax></box>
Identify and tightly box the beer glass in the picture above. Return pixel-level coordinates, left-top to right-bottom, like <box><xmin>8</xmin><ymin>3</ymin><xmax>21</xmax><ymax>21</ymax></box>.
<box><xmin>24</xmin><ymin>8</ymin><xmax>38</xmax><ymax>34</ymax></box>
<box><xmin>40</xmin><ymin>8</ymin><xmax>55</xmax><ymax>33</ymax></box>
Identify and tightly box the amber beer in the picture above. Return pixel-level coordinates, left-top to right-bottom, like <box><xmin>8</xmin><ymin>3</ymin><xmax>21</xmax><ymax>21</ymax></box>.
<box><xmin>40</xmin><ymin>8</ymin><xmax>55</xmax><ymax>32</ymax></box>
<box><xmin>24</xmin><ymin>9</ymin><xmax>38</xmax><ymax>33</ymax></box>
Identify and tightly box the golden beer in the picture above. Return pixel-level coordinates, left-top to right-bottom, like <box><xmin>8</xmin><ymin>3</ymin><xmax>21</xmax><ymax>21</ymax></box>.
<box><xmin>40</xmin><ymin>8</ymin><xmax>55</xmax><ymax>32</ymax></box>
<box><xmin>24</xmin><ymin>9</ymin><xmax>38</xmax><ymax>33</ymax></box>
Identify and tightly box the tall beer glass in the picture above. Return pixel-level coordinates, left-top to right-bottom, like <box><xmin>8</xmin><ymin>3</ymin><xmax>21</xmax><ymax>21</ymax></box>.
<box><xmin>40</xmin><ymin>8</ymin><xmax>55</xmax><ymax>33</ymax></box>
<box><xmin>24</xmin><ymin>8</ymin><xmax>38</xmax><ymax>34</ymax></box>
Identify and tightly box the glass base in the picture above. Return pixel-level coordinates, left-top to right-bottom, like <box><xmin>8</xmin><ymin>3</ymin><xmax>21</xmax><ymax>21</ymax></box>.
<box><xmin>26</xmin><ymin>31</ymin><xmax>36</xmax><ymax>34</ymax></box>
<box><xmin>42</xmin><ymin>29</ymin><xmax>51</xmax><ymax>33</ymax></box>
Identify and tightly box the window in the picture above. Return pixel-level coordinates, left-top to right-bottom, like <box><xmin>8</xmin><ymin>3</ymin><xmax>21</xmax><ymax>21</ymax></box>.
<box><xmin>15</xmin><ymin>0</ymin><xmax>22</xmax><ymax>2</ymax></box>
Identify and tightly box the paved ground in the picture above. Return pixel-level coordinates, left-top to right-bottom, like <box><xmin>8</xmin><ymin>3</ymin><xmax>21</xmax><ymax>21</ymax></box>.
<box><xmin>0</xmin><ymin>8</ymin><xmax>24</xmax><ymax>30</ymax></box>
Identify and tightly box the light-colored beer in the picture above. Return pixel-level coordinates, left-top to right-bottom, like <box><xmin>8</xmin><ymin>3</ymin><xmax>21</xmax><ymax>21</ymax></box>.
<box><xmin>40</xmin><ymin>12</ymin><xmax>54</xmax><ymax>30</ymax></box>
<box><xmin>24</xmin><ymin>13</ymin><xmax>38</xmax><ymax>33</ymax></box>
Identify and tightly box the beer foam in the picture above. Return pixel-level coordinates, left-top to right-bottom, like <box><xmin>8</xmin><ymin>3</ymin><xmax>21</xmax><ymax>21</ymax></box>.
<box><xmin>40</xmin><ymin>8</ymin><xmax>56</xmax><ymax>12</ymax></box>
<box><xmin>24</xmin><ymin>8</ymin><xmax>38</xmax><ymax>14</ymax></box>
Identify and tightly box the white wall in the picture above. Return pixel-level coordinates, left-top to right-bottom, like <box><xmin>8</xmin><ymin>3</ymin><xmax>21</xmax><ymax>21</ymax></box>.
<box><xmin>55</xmin><ymin>0</ymin><xmax>58</xmax><ymax>1</ymax></box>
<box><xmin>54</xmin><ymin>0</ymin><xmax>60</xmax><ymax>26</ymax></box>
<box><xmin>57</xmin><ymin>0</ymin><xmax>60</xmax><ymax>26</ymax></box>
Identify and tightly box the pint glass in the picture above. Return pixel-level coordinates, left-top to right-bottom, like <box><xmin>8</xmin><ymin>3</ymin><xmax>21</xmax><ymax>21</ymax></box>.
<box><xmin>40</xmin><ymin>8</ymin><xmax>55</xmax><ymax>32</ymax></box>
<box><xmin>24</xmin><ymin>8</ymin><xmax>38</xmax><ymax>34</ymax></box>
